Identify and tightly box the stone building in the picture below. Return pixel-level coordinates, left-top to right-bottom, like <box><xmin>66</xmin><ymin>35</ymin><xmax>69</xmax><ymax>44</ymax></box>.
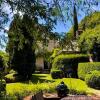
<box><xmin>36</xmin><ymin>40</ymin><xmax>59</xmax><ymax>70</ymax></box>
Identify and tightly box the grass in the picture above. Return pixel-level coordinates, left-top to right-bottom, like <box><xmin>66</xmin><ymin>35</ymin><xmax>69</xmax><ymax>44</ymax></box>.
<box><xmin>6</xmin><ymin>74</ymin><xmax>95</xmax><ymax>98</ymax></box>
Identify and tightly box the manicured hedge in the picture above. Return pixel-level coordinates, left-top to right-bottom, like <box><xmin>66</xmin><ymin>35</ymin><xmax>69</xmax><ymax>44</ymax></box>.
<box><xmin>51</xmin><ymin>70</ymin><xmax>64</xmax><ymax>79</ymax></box>
<box><xmin>85</xmin><ymin>70</ymin><xmax>100</xmax><ymax>89</ymax></box>
<box><xmin>51</xmin><ymin>54</ymin><xmax>89</xmax><ymax>78</ymax></box>
<box><xmin>78</xmin><ymin>62</ymin><xmax>100</xmax><ymax>80</ymax></box>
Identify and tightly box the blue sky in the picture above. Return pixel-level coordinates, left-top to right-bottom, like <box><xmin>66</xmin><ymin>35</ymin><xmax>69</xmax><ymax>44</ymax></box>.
<box><xmin>53</xmin><ymin>13</ymin><xmax>85</xmax><ymax>34</ymax></box>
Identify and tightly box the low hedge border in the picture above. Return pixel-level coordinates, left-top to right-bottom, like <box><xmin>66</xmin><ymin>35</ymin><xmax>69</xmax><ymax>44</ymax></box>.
<box><xmin>78</xmin><ymin>62</ymin><xmax>100</xmax><ymax>80</ymax></box>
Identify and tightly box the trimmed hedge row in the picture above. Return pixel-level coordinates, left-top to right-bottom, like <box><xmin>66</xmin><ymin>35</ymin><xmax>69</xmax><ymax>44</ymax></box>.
<box><xmin>78</xmin><ymin>62</ymin><xmax>100</xmax><ymax>80</ymax></box>
<box><xmin>51</xmin><ymin>54</ymin><xmax>89</xmax><ymax>78</ymax></box>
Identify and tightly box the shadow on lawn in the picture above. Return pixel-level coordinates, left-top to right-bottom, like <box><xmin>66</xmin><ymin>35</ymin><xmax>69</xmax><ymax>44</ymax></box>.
<box><xmin>30</xmin><ymin>74</ymin><xmax>55</xmax><ymax>84</ymax></box>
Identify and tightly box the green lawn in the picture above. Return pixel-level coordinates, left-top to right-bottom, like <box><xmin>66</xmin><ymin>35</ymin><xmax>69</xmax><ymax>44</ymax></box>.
<box><xmin>6</xmin><ymin>74</ymin><xmax>95</xmax><ymax>98</ymax></box>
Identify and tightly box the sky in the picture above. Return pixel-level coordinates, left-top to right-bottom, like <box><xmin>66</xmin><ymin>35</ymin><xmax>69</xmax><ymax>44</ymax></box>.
<box><xmin>1</xmin><ymin>1</ymin><xmax>100</xmax><ymax>33</ymax></box>
<box><xmin>0</xmin><ymin>1</ymin><xmax>100</xmax><ymax>50</ymax></box>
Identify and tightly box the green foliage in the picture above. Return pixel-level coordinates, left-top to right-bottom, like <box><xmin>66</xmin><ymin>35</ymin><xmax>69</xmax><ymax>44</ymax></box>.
<box><xmin>52</xmin><ymin>54</ymin><xmax>89</xmax><ymax>69</ymax></box>
<box><xmin>0</xmin><ymin>52</ymin><xmax>7</xmax><ymax>97</ymax></box>
<box><xmin>51</xmin><ymin>70</ymin><xmax>64</xmax><ymax>79</ymax></box>
<box><xmin>0</xmin><ymin>51</ymin><xmax>9</xmax><ymax>67</ymax></box>
<box><xmin>78</xmin><ymin>12</ymin><xmax>100</xmax><ymax>61</ymax></box>
<box><xmin>7</xmin><ymin>0</ymin><xmax>57</xmax><ymax>80</ymax></box>
<box><xmin>6</xmin><ymin>74</ymin><xmax>91</xmax><ymax>97</ymax></box>
<box><xmin>0</xmin><ymin>79</ymin><xmax>6</xmax><ymax>97</ymax></box>
<box><xmin>0</xmin><ymin>51</ymin><xmax>9</xmax><ymax>74</ymax></box>
<box><xmin>78</xmin><ymin>62</ymin><xmax>100</xmax><ymax>80</ymax></box>
<box><xmin>78</xmin><ymin>25</ymin><xmax>100</xmax><ymax>52</ymax></box>
<box><xmin>0</xmin><ymin>55</ymin><xmax>4</xmax><ymax>69</ymax></box>
<box><xmin>51</xmin><ymin>54</ymin><xmax>89</xmax><ymax>77</ymax></box>
<box><xmin>79</xmin><ymin>12</ymin><xmax>100</xmax><ymax>30</ymax></box>
<box><xmin>65</xmin><ymin>12</ymin><xmax>100</xmax><ymax>51</ymax></box>
<box><xmin>51</xmin><ymin>48</ymin><xmax>60</xmax><ymax>58</ymax></box>
<box><xmin>85</xmin><ymin>70</ymin><xmax>100</xmax><ymax>89</ymax></box>
<box><xmin>7</xmin><ymin>14</ymin><xmax>36</xmax><ymax>80</ymax></box>
<box><xmin>5</xmin><ymin>73</ymin><xmax>17</xmax><ymax>83</ymax></box>
<box><xmin>73</xmin><ymin>5</ymin><xmax>78</xmax><ymax>38</ymax></box>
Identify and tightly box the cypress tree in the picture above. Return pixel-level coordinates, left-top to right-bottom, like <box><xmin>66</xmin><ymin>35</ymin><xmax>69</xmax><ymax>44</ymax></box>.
<box><xmin>73</xmin><ymin>5</ymin><xmax>78</xmax><ymax>38</ymax></box>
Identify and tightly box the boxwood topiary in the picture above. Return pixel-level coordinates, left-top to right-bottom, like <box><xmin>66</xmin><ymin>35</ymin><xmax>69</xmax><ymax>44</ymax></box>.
<box><xmin>51</xmin><ymin>54</ymin><xmax>89</xmax><ymax>78</ymax></box>
<box><xmin>51</xmin><ymin>70</ymin><xmax>64</xmax><ymax>79</ymax></box>
<box><xmin>78</xmin><ymin>62</ymin><xmax>100</xmax><ymax>80</ymax></box>
<box><xmin>85</xmin><ymin>70</ymin><xmax>100</xmax><ymax>89</ymax></box>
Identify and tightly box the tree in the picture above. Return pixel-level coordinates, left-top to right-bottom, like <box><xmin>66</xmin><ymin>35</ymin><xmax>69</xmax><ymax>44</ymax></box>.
<box><xmin>0</xmin><ymin>0</ymin><xmax>99</xmax><ymax>49</ymax></box>
<box><xmin>7</xmin><ymin>1</ymin><xmax>56</xmax><ymax>80</ymax></box>
<box><xmin>78</xmin><ymin>25</ymin><xmax>100</xmax><ymax>61</ymax></box>
<box><xmin>73</xmin><ymin>5</ymin><xmax>78</xmax><ymax>38</ymax></box>
<box><xmin>59</xmin><ymin>5</ymin><xmax>78</xmax><ymax>50</ymax></box>
<box><xmin>51</xmin><ymin>0</ymin><xmax>99</xmax><ymax>49</ymax></box>
<box><xmin>78</xmin><ymin>12</ymin><xmax>100</xmax><ymax>51</ymax></box>
<box><xmin>7</xmin><ymin>14</ymin><xmax>36</xmax><ymax>80</ymax></box>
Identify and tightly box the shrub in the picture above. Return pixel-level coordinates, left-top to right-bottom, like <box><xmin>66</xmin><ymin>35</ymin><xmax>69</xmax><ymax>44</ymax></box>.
<box><xmin>51</xmin><ymin>54</ymin><xmax>89</xmax><ymax>78</ymax></box>
<box><xmin>0</xmin><ymin>51</ymin><xmax>9</xmax><ymax>74</ymax></box>
<box><xmin>0</xmin><ymin>55</ymin><xmax>6</xmax><ymax>96</ymax></box>
<box><xmin>78</xmin><ymin>62</ymin><xmax>100</xmax><ymax>80</ymax></box>
<box><xmin>85</xmin><ymin>70</ymin><xmax>100</xmax><ymax>89</ymax></box>
<box><xmin>51</xmin><ymin>70</ymin><xmax>64</xmax><ymax>79</ymax></box>
<box><xmin>0</xmin><ymin>79</ymin><xmax>6</xmax><ymax>96</ymax></box>
<box><xmin>6</xmin><ymin>76</ymin><xmax>89</xmax><ymax>97</ymax></box>
<box><xmin>51</xmin><ymin>48</ymin><xmax>61</xmax><ymax>58</ymax></box>
<box><xmin>5</xmin><ymin>72</ymin><xmax>25</xmax><ymax>83</ymax></box>
<box><xmin>5</xmin><ymin>73</ymin><xmax>17</xmax><ymax>83</ymax></box>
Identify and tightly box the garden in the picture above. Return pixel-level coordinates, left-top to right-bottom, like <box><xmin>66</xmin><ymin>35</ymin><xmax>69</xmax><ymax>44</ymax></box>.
<box><xmin>0</xmin><ymin>0</ymin><xmax>100</xmax><ymax>100</ymax></box>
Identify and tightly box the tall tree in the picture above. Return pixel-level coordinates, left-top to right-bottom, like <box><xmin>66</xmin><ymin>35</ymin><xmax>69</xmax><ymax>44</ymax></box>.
<box><xmin>7</xmin><ymin>14</ymin><xmax>36</xmax><ymax>80</ymax></box>
<box><xmin>73</xmin><ymin>5</ymin><xmax>78</xmax><ymax>38</ymax></box>
<box><xmin>7</xmin><ymin>1</ymin><xmax>56</xmax><ymax>80</ymax></box>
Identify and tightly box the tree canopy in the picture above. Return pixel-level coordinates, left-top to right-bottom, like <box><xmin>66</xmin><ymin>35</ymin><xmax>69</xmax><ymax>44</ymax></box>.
<box><xmin>78</xmin><ymin>25</ymin><xmax>100</xmax><ymax>51</ymax></box>
<box><xmin>78</xmin><ymin>12</ymin><xmax>100</xmax><ymax>60</ymax></box>
<box><xmin>6</xmin><ymin>1</ymin><xmax>58</xmax><ymax>80</ymax></box>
